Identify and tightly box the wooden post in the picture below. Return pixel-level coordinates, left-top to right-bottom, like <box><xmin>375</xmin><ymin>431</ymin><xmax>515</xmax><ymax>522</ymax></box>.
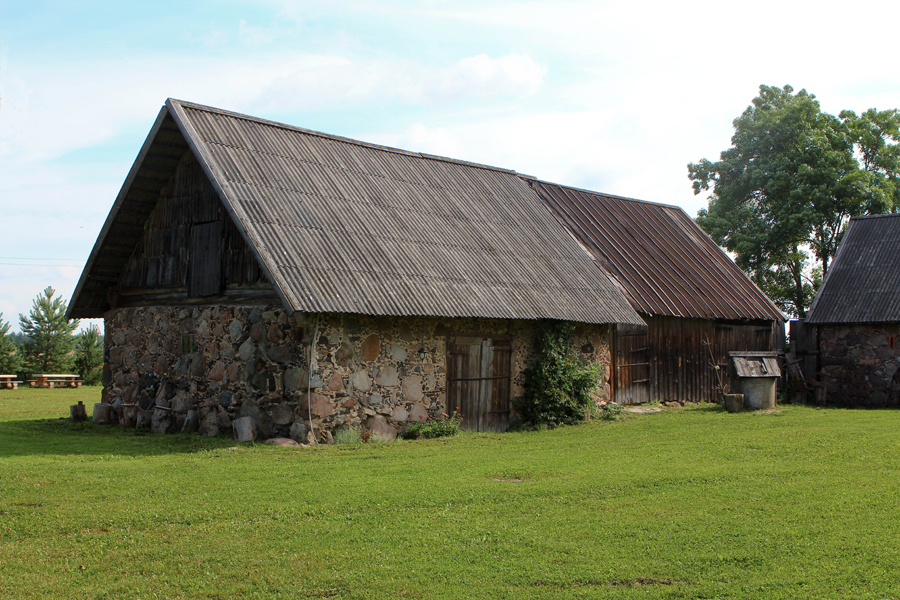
<box><xmin>70</xmin><ymin>401</ymin><xmax>87</xmax><ymax>422</ymax></box>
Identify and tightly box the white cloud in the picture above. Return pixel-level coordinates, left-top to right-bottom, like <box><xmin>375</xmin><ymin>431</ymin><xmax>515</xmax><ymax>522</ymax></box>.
<box><xmin>256</xmin><ymin>52</ymin><xmax>546</xmax><ymax>111</ymax></box>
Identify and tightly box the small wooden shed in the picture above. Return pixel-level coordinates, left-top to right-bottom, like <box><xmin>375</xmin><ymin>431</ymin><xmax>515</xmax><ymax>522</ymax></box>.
<box><xmin>530</xmin><ymin>182</ymin><xmax>786</xmax><ymax>404</ymax></box>
<box><xmin>804</xmin><ymin>214</ymin><xmax>900</xmax><ymax>407</ymax></box>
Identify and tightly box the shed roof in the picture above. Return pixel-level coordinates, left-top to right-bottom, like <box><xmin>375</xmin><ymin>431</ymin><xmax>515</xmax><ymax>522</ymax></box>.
<box><xmin>69</xmin><ymin>99</ymin><xmax>643</xmax><ymax>325</ymax></box>
<box><xmin>806</xmin><ymin>213</ymin><xmax>900</xmax><ymax>324</ymax></box>
<box><xmin>529</xmin><ymin>180</ymin><xmax>785</xmax><ymax>322</ymax></box>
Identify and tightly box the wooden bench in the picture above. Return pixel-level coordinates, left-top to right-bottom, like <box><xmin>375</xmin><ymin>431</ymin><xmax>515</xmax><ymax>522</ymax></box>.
<box><xmin>0</xmin><ymin>374</ymin><xmax>22</xmax><ymax>389</ymax></box>
<box><xmin>29</xmin><ymin>374</ymin><xmax>82</xmax><ymax>389</ymax></box>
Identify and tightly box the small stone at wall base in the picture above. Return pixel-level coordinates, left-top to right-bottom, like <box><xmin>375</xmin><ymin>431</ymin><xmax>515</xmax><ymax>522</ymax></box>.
<box><xmin>366</xmin><ymin>415</ymin><xmax>398</xmax><ymax>441</ymax></box>
<box><xmin>233</xmin><ymin>416</ymin><xmax>257</xmax><ymax>442</ymax></box>
<box><xmin>199</xmin><ymin>407</ymin><xmax>219</xmax><ymax>437</ymax></box>
<box><xmin>237</xmin><ymin>402</ymin><xmax>275</xmax><ymax>438</ymax></box>
<box><xmin>264</xmin><ymin>437</ymin><xmax>299</xmax><ymax>446</ymax></box>
<box><xmin>290</xmin><ymin>421</ymin><xmax>310</xmax><ymax>444</ymax></box>
<box><xmin>391</xmin><ymin>407</ymin><xmax>408</xmax><ymax>422</ymax></box>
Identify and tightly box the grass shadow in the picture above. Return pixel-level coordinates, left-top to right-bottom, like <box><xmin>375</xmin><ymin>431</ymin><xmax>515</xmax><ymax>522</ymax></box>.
<box><xmin>0</xmin><ymin>417</ymin><xmax>238</xmax><ymax>458</ymax></box>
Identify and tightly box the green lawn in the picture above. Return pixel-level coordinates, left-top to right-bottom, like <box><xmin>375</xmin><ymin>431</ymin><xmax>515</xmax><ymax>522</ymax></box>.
<box><xmin>1</xmin><ymin>389</ymin><xmax>899</xmax><ymax>599</ymax></box>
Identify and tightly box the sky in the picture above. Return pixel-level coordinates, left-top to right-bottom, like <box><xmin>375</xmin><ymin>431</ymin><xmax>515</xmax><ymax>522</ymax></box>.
<box><xmin>2</xmin><ymin>0</ymin><xmax>900</xmax><ymax>333</ymax></box>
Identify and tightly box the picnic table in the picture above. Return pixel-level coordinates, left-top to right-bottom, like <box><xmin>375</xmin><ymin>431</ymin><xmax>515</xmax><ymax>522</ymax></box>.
<box><xmin>0</xmin><ymin>374</ymin><xmax>22</xmax><ymax>389</ymax></box>
<box><xmin>29</xmin><ymin>374</ymin><xmax>82</xmax><ymax>389</ymax></box>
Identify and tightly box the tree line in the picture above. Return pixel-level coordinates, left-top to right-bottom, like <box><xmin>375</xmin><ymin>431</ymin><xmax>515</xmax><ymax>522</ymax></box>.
<box><xmin>690</xmin><ymin>84</ymin><xmax>899</xmax><ymax>318</ymax></box>
<box><xmin>0</xmin><ymin>286</ymin><xmax>103</xmax><ymax>384</ymax></box>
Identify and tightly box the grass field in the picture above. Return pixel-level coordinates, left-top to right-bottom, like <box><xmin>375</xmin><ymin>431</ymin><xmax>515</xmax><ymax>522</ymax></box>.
<box><xmin>1</xmin><ymin>388</ymin><xmax>899</xmax><ymax>599</ymax></box>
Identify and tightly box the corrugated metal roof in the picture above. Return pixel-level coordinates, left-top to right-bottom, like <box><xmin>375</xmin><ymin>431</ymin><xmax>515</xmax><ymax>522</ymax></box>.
<box><xmin>806</xmin><ymin>213</ymin><xmax>900</xmax><ymax>324</ymax></box>
<box><xmin>69</xmin><ymin>99</ymin><xmax>643</xmax><ymax>325</ymax></box>
<box><xmin>530</xmin><ymin>180</ymin><xmax>785</xmax><ymax>322</ymax></box>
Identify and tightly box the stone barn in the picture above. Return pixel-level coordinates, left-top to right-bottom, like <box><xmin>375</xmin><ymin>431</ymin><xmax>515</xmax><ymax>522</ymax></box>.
<box><xmin>530</xmin><ymin>181</ymin><xmax>786</xmax><ymax>404</ymax></box>
<box><xmin>67</xmin><ymin>99</ymin><xmax>643</xmax><ymax>440</ymax></box>
<box><xmin>804</xmin><ymin>214</ymin><xmax>900</xmax><ymax>407</ymax></box>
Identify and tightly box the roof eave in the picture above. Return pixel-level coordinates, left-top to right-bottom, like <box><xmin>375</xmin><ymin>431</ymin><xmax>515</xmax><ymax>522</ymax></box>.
<box><xmin>67</xmin><ymin>106</ymin><xmax>172</xmax><ymax>321</ymax></box>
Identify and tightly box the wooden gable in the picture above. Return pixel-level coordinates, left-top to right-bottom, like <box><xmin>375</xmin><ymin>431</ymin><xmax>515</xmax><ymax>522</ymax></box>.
<box><xmin>113</xmin><ymin>150</ymin><xmax>278</xmax><ymax>308</ymax></box>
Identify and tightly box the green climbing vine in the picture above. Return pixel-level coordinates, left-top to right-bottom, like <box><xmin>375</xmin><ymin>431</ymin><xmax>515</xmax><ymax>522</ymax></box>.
<box><xmin>517</xmin><ymin>320</ymin><xmax>601</xmax><ymax>426</ymax></box>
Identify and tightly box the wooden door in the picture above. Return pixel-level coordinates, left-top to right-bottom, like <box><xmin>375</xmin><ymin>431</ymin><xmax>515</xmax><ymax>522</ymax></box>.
<box><xmin>189</xmin><ymin>221</ymin><xmax>224</xmax><ymax>297</ymax></box>
<box><xmin>613</xmin><ymin>324</ymin><xmax>650</xmax><ymax>404</ymax></box>
<box><xmin>447</xmin><ymin>335</ymin><xmax>512</xmax><ymax>431</ymax></box>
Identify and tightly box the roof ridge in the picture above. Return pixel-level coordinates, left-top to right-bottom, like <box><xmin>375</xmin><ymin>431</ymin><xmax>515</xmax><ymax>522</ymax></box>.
<box><xmin>166</xmin><ymin>98</ymin><xmax>523</xmax><ymax>177</ymax></box>
<box><xmin>849</xmin><ymin>213</ymin><xmax>900</xmax><ymax>221</ymax></box>
<box><xmin>524</xmin><ymin>176</ymin><xmax>688</xmax><ymax>212</ymax></box>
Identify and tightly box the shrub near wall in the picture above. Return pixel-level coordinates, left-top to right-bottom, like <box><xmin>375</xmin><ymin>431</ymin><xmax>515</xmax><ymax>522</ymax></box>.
<box><xmin>103</xmin><ymin>307</ymin><xmax>611</xmax><ymax>439</ymax></box>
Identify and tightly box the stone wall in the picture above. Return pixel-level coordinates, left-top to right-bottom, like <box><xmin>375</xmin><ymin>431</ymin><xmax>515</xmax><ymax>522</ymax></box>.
<box><xmin>818</xmin><ymin>323</ymin><xmax>900</xmax><ymax>407</ymax></box>
<box><xmin>103</xmin><ymin>306</ymin><xmax>611</xmax><ymax>440</ymax></box>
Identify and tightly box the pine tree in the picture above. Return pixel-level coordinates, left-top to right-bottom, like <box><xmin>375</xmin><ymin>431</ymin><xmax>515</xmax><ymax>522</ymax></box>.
<box><xmin>19</xmin><ymin>287</ymin><xmax>80</xmax><ymax>373</ymax></box>
<box><xmin>0</xmin><ymin>313</ymin><xmax>22</xmax><ymax>374</ymax></box>
<box><xmin>74</xmin><ymin>325</ymin><xmax>104</xmax><ymax>385</ymax></box>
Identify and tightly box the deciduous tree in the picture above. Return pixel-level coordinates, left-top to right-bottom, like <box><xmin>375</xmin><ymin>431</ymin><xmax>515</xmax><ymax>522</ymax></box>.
<box><xmin>689</xmin><ymin>85</ymin><xmax>898</xmax><ymax>318</ymax></box>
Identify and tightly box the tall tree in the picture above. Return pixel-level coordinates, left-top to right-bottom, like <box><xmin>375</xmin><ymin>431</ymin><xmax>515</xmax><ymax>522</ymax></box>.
<box><xmin>74</xmin><ymin>325</ymin><xmax>104</xmax><ymax>385</ymax></box>
<box><xmin>689</xmin><ymin>85</ymin><xmax>898</xmax><ymax>318</ymax></box>
<box><xmin>19</xmin><ymin>287</ymin><xmax>80</xmax><ymax>373</ymax></box>
<box><xmin>0</xmin><ymin>313</ymin><xmax>22</xmax><ymax>374</ymax></box>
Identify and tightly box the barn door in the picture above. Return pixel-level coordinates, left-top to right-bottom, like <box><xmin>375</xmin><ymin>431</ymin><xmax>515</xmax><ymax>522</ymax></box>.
<box><xmin>447</xmin><ymin>335</ymin><xmax>511</xmax><ymax>431</ymax></box>
<box><xmin>614</xmin><ymin>324</ymin><xmax>650</xmax><ymax>404</ymax></box>
<box><xmin>189</xmin><ymin>221</ymin><xmax>224</xmax><ymax>297</ymax></box>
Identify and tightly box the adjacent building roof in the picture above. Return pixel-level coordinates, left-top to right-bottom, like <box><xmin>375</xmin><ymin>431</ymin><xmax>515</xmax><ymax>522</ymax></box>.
<box><xmin>69</xmin><ymin>99</ymin><xmax>643</xmax><ymax>325</ymax></box>
<box><xmin>530</xmin><ymin>181</ymin><xmax>785</xmax><ymax>322</ymax></box>
<box><xmin>806</xmin><ymin>213</ymin><xmax>900</xmax><ymax>324</ymax></box>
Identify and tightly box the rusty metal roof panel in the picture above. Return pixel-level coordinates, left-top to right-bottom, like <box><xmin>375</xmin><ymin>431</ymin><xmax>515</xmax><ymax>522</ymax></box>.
<box><xmin>152</xmin><ymin>99</ymin><xmax>643</xmax><ymax>325</ymax></box>
<box><xmin>529</xmin><ymin>180</ymin><xmax>785</xmax><ymax>322</ymax></box>
<box><xmin>806</xmin><ymin>213</ymin><xmax>900</xmax><ymax>324</ymax></box>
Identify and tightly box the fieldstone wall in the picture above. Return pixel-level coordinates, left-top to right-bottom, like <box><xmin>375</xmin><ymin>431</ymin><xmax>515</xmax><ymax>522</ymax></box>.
<box><xmin>102</xmin><ymin>306</ymin><xmax>611</xmax><ymax>440</ymax></box>
<box><xmin>819</xmin><ymin>323</ymin><xmax>900</xmax><ymax>407</ymax></box>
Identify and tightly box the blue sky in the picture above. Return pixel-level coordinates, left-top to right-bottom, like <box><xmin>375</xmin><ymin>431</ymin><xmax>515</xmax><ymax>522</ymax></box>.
<box><xmin>2</xmin><ymin>0</ymin><xmax>900</xmax><ymax>331</ymax></box>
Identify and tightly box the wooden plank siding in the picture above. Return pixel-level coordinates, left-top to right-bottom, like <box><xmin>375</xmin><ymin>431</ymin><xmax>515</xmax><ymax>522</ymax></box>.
<box><xmin>447</xmin><ymin>335</ymin><xmax>512</xmax><ymax>431</ymax></box>
<box><xmin>117</xmin><ymin>151</ymin><xmax>275</xmax><ymax>306</ymax></box>
<box><xmin>614</xmin><ymin>316</ymin><xmax>778</xmax><ymax>404</ymax></box>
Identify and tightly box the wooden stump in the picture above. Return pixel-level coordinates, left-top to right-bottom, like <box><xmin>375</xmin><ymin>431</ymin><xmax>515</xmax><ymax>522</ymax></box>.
<box><xmin>119</xmin><ymin>404</ymin><xmax>139</xmax><ymax>428</ymax></box>
<box><xmin>70</xmin><ymin>401</ymin><xmax>87</xmax><ymax>422</ymax></box>
<box><xmin>92</xmin><ymin>403</ymin><xmax>116</xmax><ymax>425</ymax></box>
<box><xmin>724</xmin><ymin>394</ymin><xmax>744</xmax><ymax>413</ymax></box>
<box><xmin>151</xmin><ymin>407</ymin><xmax>173</xmax><ymax>434</ymax></box>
